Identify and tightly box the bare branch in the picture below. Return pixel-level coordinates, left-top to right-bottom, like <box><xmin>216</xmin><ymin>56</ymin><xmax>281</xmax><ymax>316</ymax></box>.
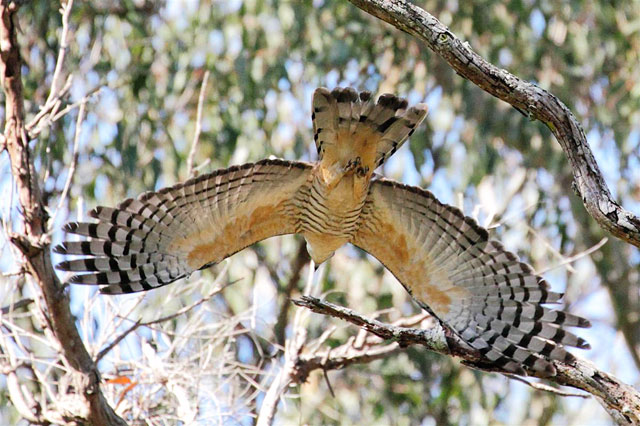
<box><xmin>257</xmin><ymin>260</ymin><xmax>316</xmax><ymax>426</ymax></box>
<box><xmin>346</xmin><ymin>0</ymin><xmax>640</xmax><ymax>248</ymax></box>
<box><xmin>95</xmin><ymin>274</ymin><xmax>234</xmax><ymax>363</ymax></box>
<box><xmin>537</xmin><ymin>237</ymin><xmax>608</xmax><ymax>275</ymax></box>
<box><xmin>186</xmin><ymin>70</ymin><xmax>210</xmax><ymax>178</ymax></box>
<box><xmin>47</xmin><ymin>0</ymin><xmax>74</xmax><ymax>105</ymax></box>
<box><xmin>294</xmin><ymin>296</ymin><xmax>640</xmax><ymax>424</ymax></box>
<box><xmin>292</xmin><ymin>296</ymin><xmax>448</xmax><ymax>354</ymax></box>
<box><xmin>0</xmin><ymin>298</ymin><xmax>33</xmax><ymax>314</ymax></box>
<box><xmin>27</xmin><ymin>82</ymin><xmax>103</xmax><ymax>140</ymax></box>
<box><xmin>47</xmin><ymin>100</ymin><xmax>85</xmax><ymax>232</ymax></box>
<box><xmin>24</xmin><ymin>0</ymin><xmax>76</xmax><ymax>140</ymax></box>
<box><xmin>274</xmin><ymin>241</ymin><xmax>310</xmax><ymax>346</ymax></box>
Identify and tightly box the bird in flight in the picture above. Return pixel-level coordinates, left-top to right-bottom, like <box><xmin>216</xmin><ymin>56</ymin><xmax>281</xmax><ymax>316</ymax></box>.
<box><xmin>55</xmin><ymin>87</ymin><xmax>590</xmax><ymax>376</ymax></box>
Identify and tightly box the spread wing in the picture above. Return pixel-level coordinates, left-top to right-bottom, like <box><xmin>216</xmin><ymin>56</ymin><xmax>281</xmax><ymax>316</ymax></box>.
<box><xmin>55</xmin><ymin>159</ymin><xmax>311</xmax><ymax>294</ymax></box>
<box><xmin>352</xmin><ymin>178</ymin><xmax>590</xmax><ymax>376</ymax></box>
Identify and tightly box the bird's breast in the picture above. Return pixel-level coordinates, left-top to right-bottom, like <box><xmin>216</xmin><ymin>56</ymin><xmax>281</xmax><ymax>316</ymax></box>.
<box><xmin>295</xmin><ymin>168</ymin><xmax>370</xmax><ymax>263</ymax></box>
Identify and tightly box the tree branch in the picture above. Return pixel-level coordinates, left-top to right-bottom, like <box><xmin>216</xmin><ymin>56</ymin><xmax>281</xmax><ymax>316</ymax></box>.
<box><xmin>0</xmin><ymin>2</ymin><xmax>125</xmax><ymax>424</ymax></box>
<box><xmin>294</xmin><ymin>296</ymin><xmax>640</xmax><ymax>425</ymax></box>
<box><xmin>346</xmin><ymin>0</ymin><xmax>640</xmax><ymax>248</ymax></box>
<box><xmin>186</xmin><ymin>69</ymin><xmax>209</xmax><ymax>178</ymax></box>
<box><xmin>274</xmin><ymin>241</ymin><xmax>310</xmax><ymax>346</ymax></box>
<box><xmin>258</xmin><ymin>261</ymin><xmax>316</xmax><ymax>426</ymax></box>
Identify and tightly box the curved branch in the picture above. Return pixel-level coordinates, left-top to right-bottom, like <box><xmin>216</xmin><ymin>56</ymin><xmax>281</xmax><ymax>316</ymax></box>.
<box><xmin>346</xmin><ymin>0</ymin><xmax>640</xmax><ymax>248</ymax></box>
<box><xmin>294</xmin><ymin>296</ymin><xmax>640</xmax><ymax>425</ymax></box>
<box><xmin>0</xmin><ymin>3</ymin><xmax>126</xmax><ymax>425</ymax></box>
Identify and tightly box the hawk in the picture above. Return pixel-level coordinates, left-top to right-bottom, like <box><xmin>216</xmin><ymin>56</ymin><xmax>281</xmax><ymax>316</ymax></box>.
<box><xmin>55</xmin><ymin>87</ymin><xmax>589</xmax><ymax>376</ymax></box>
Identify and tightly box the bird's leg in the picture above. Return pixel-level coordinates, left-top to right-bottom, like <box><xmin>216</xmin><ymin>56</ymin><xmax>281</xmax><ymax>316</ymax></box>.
<box><xmin>321</xmin><ymin>162</ymin><xmax>346</xmax><ymax>190</ymax></box>
<box><xmin>321</xmin><ymin>157</ymin><xmax>371</xmax><ymax>190</ymax></box>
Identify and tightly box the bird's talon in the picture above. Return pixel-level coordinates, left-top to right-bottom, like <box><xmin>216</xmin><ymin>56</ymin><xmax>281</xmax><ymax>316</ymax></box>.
<box><xmin>356</xmin><ymin>165</ymin><xmax>369</xmax><ymax>177</ymax></box>
<box><xmin>345</xmin><ymin>157</ymin><xmax>362</xmax><ymax>173</ymax></box>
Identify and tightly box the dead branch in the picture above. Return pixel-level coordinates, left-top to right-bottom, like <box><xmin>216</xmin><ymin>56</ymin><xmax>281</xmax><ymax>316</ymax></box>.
<box><xmin>0</xmin><ymin>2</ymin><xmax>125</xmax><ymax>424</ymax></box>
<box><xmin>346</xmin><ymin>0</ymin><xmax>640</xmax><ymax>248</ymax></box>
<box><xmin>294</xmin><ymin>296</ymin><xmax>640</xmax><ymax>425</ymax></box>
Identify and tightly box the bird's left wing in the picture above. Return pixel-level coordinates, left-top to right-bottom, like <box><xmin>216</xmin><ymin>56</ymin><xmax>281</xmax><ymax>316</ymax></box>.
<box><xmin>55</xmin><ymin>159</ymin><xmax>311</xmax><ymax>294</ymax></box>
<box><xmin>352</xmin><ymin>178</ymin><xmax>590</xmax><ymax>376</ymax></box>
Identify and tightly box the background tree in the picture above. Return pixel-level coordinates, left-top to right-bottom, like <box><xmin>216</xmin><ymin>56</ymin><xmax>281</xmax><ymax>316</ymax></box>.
<box><xmin>1</xmin><ymin>0</ymin><xmax>639</xmax><ymax>424</ymax></box>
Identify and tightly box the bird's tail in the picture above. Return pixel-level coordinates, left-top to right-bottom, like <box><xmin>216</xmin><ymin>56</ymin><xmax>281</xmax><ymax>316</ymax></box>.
<box><xmin>312</xmin><ymin>87</ymin><xmax>428</xmax><ymax>169</ymax></box>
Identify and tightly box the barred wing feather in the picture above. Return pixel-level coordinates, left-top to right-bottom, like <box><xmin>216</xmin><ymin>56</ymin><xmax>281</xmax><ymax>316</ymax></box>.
<box><xmin>55</xmin><ymin>159</ymin><xmax>311</xmax><ymax>294</ymax></box>
<box><xmin>352</xmin><ymin>178</ymin><xmax>590</xmax><ymax>376</ymax></box>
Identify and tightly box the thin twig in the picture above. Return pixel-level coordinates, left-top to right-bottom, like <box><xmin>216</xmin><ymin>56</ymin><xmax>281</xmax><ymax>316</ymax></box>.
<box><xmin>275</xmin><ymin>241</ymin><xmax>310</xmax><ymax>346</ymax></box>
<box><xmin>537</xmin><ymin>237</ymin><xmax>608</xmax><ymax>275</ymax></box>
<box><xmin>26</xmin><ymin>0</ymin><xmax>76</xmax><ymax>141</ymax></box>
<box><xmin>47</xmin><ymin>101</ymin><xmax>85</xmax><ymax>232</ymax></box>
<box><xmin>508</xmin><ymin>375</ymin><xmax>589</xmax><ymax>398</ymax></box>
<box><xmin>26</xmin><ymin>82</ymin><xmax>102</xmax><ymax>139</ymax></box>
<box><xmin>186</xmin><ymin>70</ymin><xmax>210</xmax><ymax>177</ymax></box>
<box><xmin>96</xmin><ymin>276</ymin><xmax>235</xmax><ymax>363</ymax></box>
<box><xmin>46</xmin><ymin>0</ymin><xmax>74</xmax><ymax>106</ymax></box>
<box><xmin>0</xmin><ymin>269</ymin><xmax>25</xmax><ymax>278</ymax></box>
<box><xmin>525</xmin><ymin>223</ymin><xmax>578</xmax><ymax>274</ymax></box>
<box><xmin>322</xmin><ymin>368</ymin><xmax>335</xmax><ymax>398</ymax></box>
<box><xmin>0</xmin><ymin>298</ymin><xmax>34</xmax><ymax>315</ymax></box>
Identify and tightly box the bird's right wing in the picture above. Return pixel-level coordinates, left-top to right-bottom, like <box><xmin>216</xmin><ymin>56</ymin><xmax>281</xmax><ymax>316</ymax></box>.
<box><xmin>352</xmin><ymin>177</ymin><xmax>590</xmax><ymax>376</ymax></box>
<box><xmin>55</xmin><ymin>159</ymin><xmax>312</xmax><ymax>294</ymax></box>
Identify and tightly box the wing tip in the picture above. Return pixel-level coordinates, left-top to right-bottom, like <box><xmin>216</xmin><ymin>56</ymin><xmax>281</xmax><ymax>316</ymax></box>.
<box><xmin>88</xmin><ymin>207</ymin><xmax>102</xmax><ymax>218</ymax></box>
<box><xmin>577</xmin><ymin>317</ymin><xmax>592</xmax><ymax>328</ymax></box>
<box><xmin>55</xmin><ymin>260</ymin><xmax>71</xmax><ymax>271</ymax></box>
<box><xmin>99</xmin><ymin>285</ymin><xmax>125</xmax><ymax>295</ymax></box>
<box><xmin>313</xmin><ymin>87</ymin><xmax>332</xmax><ymax>101</ymax></box>
<box><xmin>359</xmin><ymin>90</ymin><xmax>372</xmax><ymax>102</ymax></box>
<box><xmin>62</xmin><ymin>222</ymin><xmax>79</xmax><ymax>233</ymax></box>
<box><xmin>576</xmin><ymin>338</ymin><xmax>591</xmax><ymax>350</ymax></box>
<box><xmin>53</xmin><ymin>243</ymin><xmax>70</xmax><ymax>255</ymax></box>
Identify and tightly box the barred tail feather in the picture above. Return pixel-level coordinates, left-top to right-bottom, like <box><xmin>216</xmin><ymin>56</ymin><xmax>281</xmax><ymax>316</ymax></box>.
<box><xmin>312</xmin><ymin>87</ymin><xmax>427</xmax><ymax>167</ymax></box>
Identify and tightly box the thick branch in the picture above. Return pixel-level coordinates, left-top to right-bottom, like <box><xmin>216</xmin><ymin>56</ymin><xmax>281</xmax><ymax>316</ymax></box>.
<box><xmin>347</xmin><ymin>0</ymin><xmax>640</xmax><ymax>248</ymax></box>
<box><xmin>0</xmin><ymin>3</ymin><xmax>125</xmax><ymax>424</ymax></box>
<box><xmin>294</xmin><ymin>296</ymin><xmax>640</xmax><ymax>425</ymax></box>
